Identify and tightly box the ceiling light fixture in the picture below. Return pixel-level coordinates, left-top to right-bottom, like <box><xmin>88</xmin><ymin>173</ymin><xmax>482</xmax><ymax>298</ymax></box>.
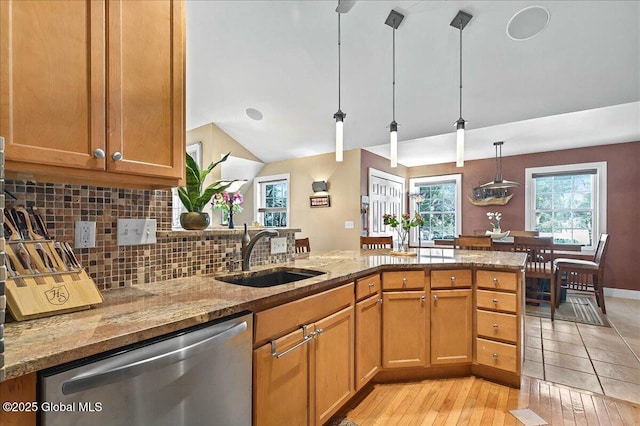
<box><xmin>333</xmin><ymin>2</ymin><xmax>347</xmax><ymax>162</ymax></box>
<box><xmin>385</xmin><ymin>10</ymin><xmax>404</xmax><ymax>168</ymax></box>
<box><xmin>479</xmin><ymin>141</ymin><xmax>521</xmax><ymax>189</ymax></box>
<box><xmin>450</xmin><ymin>10</ymin><xmax>472</xmax><ymax>168</ymax></box>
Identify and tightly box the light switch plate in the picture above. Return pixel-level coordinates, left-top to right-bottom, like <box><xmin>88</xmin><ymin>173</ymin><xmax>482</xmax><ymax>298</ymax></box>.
<box><xmin>345</xmin><ymin>221</ymin><xmax>355</xmax><ymax>229</ymax></box>
<box><xmin>270</xmin><ymin>237</ymin><xmax>287</xmax><ymax>254</ymax></box>
<box><xmin>117</xmin><ymin>219</ymin><xmax>157</xmax><ymax>246</ymax></box>
<box><xmin>75</xmin><ymin>221</ymin><xmax>96</xmax><ymax>248</ymax></box>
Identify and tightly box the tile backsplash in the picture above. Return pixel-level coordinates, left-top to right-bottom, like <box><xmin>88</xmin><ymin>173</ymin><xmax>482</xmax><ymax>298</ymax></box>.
<box><xmin>4</xmin><ymin>180</ymin><xmax>292</xmax><ymax>291</ymax></box>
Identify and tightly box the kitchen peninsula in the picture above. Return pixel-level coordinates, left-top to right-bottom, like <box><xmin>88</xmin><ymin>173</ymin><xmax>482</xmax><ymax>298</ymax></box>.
<box><xmin>2</xmin><ymin>248</ymin><xmax>526</xmax><ymax>425</ymax></box>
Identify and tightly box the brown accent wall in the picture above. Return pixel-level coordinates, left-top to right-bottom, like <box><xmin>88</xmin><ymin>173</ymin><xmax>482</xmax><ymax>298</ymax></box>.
<box><xmin>409</xmin><ymin>141</ymin><xmax>640</xmax><ymax>291</ymax></box>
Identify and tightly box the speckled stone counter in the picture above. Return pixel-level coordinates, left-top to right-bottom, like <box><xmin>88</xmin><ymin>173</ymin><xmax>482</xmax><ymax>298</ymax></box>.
<box><xmin>2</xmin><ymin>248</ymin><xmax>526</xmax><ymax>381</ymax></box>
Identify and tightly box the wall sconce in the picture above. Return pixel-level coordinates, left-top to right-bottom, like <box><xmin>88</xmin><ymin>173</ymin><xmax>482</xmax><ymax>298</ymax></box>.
<box><xmin>312</xmin><ymin>181</ymin><xmax>328</xmax><ymax>193</ymax></box>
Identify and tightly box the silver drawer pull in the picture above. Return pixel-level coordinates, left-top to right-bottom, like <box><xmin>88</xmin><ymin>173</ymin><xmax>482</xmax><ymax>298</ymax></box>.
<box><xmin>112</xmin><ymin>151</ymin><xmax>123</xmax><ymax>161</ymax></box>
<box><xmin>93</xmin><ymin>148</ymin><xmax>105</xmax><ymax>158</ymax></box>
<box><xmin>271</xmin><ymin>326</ymin><xmax>315</xmax><ymax>359</ymax></box>
<box><xmin>402</xmin><ymin>277</ymin><xmax>407</xmax><ymax>284</ymax></box>
<box><xmin>420</xmin><ymin>295</ymin><xmax>426</xmax><ymax>302</ymax></box>
<box><xmin>493</xmin><ymin>298</ymin><xmax>499</xmax><ymax>304</ymax></box>
<box><xmin>378</xmin><ymin>298</ymin><xmax>383</xmax><ymax>304</ymax></box>
<box><xmin>493</xmin><ymin>353</ymin><xmax>499</xmax><ymax>359</ymax></box>
<box><xmin>450</xmin><ymin>276</ymin><xmax>456</xmax><ymax>281</ymax></box>
<box><xmin>493</xmin><ymin>323</ymin><xmax>499</xmax><ymax>329</ymax></box>
<box><xmin>433</xmin><ymin>294</ymin><xmax>439</xmax><ymax>301</ymax></box>
<box><xmin>493</xmin><ymin>277</ymin><xmax>498</xmax><ymax>284</ymax></box>
<box><xmin>316</xmin><ymin>328</ymin><xmax>324</xmax><ymax>335</ymax></box>
<box><xmin>368</xmin><ymin>282</ymin><xmax>375</xmax><ymax>288</ymax></box>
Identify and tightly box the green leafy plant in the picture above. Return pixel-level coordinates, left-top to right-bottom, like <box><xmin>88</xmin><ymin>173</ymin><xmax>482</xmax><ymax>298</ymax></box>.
<box><xmin>177</xmin><ymin>152</ymin><xmax>236</xmax><ymax>213</ymax></box>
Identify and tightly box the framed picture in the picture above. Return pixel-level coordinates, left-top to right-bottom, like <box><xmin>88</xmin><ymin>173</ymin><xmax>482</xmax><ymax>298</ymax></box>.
<box><xmin>310</xmin><ymin>195</ymin><xmax>331</xmax><ymax>208</ymax></box>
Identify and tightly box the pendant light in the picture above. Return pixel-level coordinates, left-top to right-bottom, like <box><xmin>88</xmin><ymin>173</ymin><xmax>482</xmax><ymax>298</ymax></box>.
<box><xmin>333</xmin><ymin>5</ymin><xmax>346</xmax><ymax>162</ymax></box>
<box><xmin>479</xmin><ymin>141</ymin><xmax>521</xmax><ymax>189</ymax></box>
<box><xmin>450</xmin><ymin>10</ymin><xmax>472</xmax><ymax>167</ymax></box>
<box><xmin>385</xmin><ymin>10</ymin><xmax>404</xmax><ymax>168</ymax></box>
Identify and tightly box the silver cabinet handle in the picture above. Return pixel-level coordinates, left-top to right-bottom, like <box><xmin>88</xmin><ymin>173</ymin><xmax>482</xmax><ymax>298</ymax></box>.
<box><xmin>271</xmin><ymin>325</ymin><xmax>315</xmax><ymax>359</ymax></box>
<box><xmin>316</xmin><ymin>328</ymin><xmax>324</xmax><ymax>335</ymax></box>
<box><xmin>493</xmin><ymin>323</ymin><xmax>499</xmax><ymax>329</ymax></box>
<box><xmin>402</xmin><ymin>277</ymin><xmax>407</xmax><ymax>285</ymax></box>
<box><xmin>450</xmin><ymin>276</ymin><xmax>456</xmax><ymax>281</ymax></box>
<box><xmin>493</xmin><ymin>353</ymin><xmax>499</xmax><ymax>359</ymax></box>
<box><xmin>62</xmin><ymin>320</ymin><xmax>247</xmax><ymax>395</ymax></box>
<box><xmin>112</xmin><ymin>151</ymin><xmax>123</xmax><ymax>161</ymax></box>
<box><xmin>368</xmin><ymin>282</ymin><xmax>375</xmax><ymax>288</ymax></box>
<box><xmin>493</xmin><ymin>298</ymin><xmax>498</xmax><ymax>304</ymax></box>
<box><xmin>433</xmin><ymin>294</ymin><xmax>438</xmax><ymax>301</ymax></box>
<box><xmin>493</xmin><ymin>277</ymin><xmax>498</xmax><ymax>285</ymax></box>
<box><xmin>421</xmin><ymin>295</ymin><xmax>426</xmax><ymax>302</ymax></box>
<box><xmin>93</xmin><ymin>148</ymin><xmax>105</xmax><ymax>158</ymax></box>
<box><xmin>378</xmin><ymin>298</ymin><xmax>383</xmax><ymax>304</ymax></box>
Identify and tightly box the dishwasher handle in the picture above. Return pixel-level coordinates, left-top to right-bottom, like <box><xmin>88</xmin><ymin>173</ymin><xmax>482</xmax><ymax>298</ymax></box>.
<box><xmin>61</xmin><ymin>320</ymin><xmax>247</xmax><ymax>396</ymax></box>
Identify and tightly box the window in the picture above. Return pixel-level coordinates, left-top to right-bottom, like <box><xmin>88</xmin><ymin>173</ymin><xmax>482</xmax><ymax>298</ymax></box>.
<box><xmin>409</xmin><ymin>174</ymin><xmax>462</xmax><ymax>244</ymax></box>
<box><xmin>254</xmin><ymin>174</ymin><xmax>290</xmax><ymax>227</ymax></box>
<box><xmin>525</xmin><ymin>162</ymin><xmax>606</xmax><ymax>250</ymax></box>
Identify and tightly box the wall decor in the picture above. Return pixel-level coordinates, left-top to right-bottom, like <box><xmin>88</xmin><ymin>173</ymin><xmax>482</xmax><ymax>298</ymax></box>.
<box><xmin>310</xmin><ymin>195</ymin><xmax>331</xmax><ymax>208</ymax></box>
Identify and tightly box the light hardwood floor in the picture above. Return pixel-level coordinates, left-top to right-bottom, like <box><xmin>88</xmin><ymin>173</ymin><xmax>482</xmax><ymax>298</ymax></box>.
<box><xmin>342</xmin><ymin>375</ymin><xmax>640</xmax><ymax>425</ymax></box>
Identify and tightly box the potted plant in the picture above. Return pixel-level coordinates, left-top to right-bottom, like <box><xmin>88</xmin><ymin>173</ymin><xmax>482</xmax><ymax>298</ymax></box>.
<box><xmin>177</xmin><ymin>151</ymin><xmax>235</xmax><ymax>230</ymax></box>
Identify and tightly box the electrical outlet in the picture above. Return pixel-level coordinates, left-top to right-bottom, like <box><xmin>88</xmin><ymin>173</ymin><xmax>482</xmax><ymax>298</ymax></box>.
<box><xmin>270</xmin><ymin>237</ymin><xmax>287</xmax><ymax>254</ymax></box>
<box><xmin>75</xmin><ymin>221</ymin><xmax>96</xmax><ymax>248</ymax></box>
<box><xmin>117</xmin><ymin>219</ymin><xmax>157</xmax><ymax>246</ymax></box>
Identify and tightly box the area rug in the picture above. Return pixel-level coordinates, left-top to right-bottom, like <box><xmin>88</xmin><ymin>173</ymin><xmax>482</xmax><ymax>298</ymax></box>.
<box><xmin>525</xmin><ymin>293</ymin><xmax>609</xmax><ymax>327</ymax></box>
<box><xmin>326</xmin><ymin>417</ymin><xmax>358</xmax><ymax>426</ymax></box>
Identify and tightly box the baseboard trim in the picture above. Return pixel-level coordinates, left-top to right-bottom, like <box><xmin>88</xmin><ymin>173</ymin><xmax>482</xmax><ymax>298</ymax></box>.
<box><xmin>604</xmin><ymin>288</ymin><xmax>640</xmax><ymax>300</ymax></box>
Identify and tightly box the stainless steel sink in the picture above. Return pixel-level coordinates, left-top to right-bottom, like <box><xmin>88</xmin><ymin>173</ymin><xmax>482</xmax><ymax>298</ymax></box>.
<box><xmin>217</xmin><ymin>267</ymin><xmax>325</xmax><ymax>288</ymax></box>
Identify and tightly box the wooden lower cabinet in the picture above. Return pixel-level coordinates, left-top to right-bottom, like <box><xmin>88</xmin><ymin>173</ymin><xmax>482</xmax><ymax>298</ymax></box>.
<box><xmin>314</xmin><ymin>306</ymin><xmax>355</xmax><ymax>425</ymax></box>
<box><xmin>253</xmin><ymin>328</ymin><xmax>310</xmax><ymax>426</ymax></box>
<box><xmin>431</xmin><ymin>289</ymin><xmax>473</xmax><ymax>364</ymax></box>
<box><xmin>355</xmin><ymin>293</ymin><xmax>381</xmax><ymax>390</ymax></box>
<box><xmin>382</xmin><ymin>291</ymin><xmax>428</xmax><ymax>368</ymax></box>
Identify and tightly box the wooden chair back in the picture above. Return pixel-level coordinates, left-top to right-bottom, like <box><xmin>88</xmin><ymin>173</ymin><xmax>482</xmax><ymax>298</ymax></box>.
<box><xmin>509</xmin><ymin>230</ymin><xmax>540</xmax><ymax>237</ymax></box>
<box><xmin>360</xmin><ymin>236</ymin><xmax>393</xmax><ymax>249</ymax></box>
<box><xmin>454</xmin><ymin>235</ymin><xmax>493</xmax><ymax>250</ymax></box>
<box><xmin>513</xmin><ymin>236</ymin><xmax>554</xmax><ymax>277</ymax></box>
<box><xmin>295</xmin><ymin>237</ymin><xmax>310</xmax><ymax>253</ymax></box>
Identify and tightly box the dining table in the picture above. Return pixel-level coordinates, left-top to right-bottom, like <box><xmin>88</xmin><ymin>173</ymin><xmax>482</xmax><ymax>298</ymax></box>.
<box><xmin>432</xmin><ymin>237</ymin><xmax>584</xmax><ymax>252</ymax></box>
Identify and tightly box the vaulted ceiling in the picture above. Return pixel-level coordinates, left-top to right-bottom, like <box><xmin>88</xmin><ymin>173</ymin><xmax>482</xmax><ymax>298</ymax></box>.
<box><xmin>186</xmin><ymin>1</ymin><xmax>640</xmax><ymax>166</ymax></box>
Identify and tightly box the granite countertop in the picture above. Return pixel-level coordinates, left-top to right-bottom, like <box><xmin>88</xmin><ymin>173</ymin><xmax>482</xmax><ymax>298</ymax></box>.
<box><xmin>2</xmin><ymin>248</ymin><xmax>526</xmax><ymax>381</ymax></box>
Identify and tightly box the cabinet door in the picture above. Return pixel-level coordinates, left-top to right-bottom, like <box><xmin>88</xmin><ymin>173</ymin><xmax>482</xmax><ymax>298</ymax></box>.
<box><xmin>253</xmin><ymin>328</ymin><xmax>310</xmax><ymax>426</ymax></box>
<box><xmin>1</xmin><ymin>0</ymin><xmax>106</xmax><ymax>170</ymax></box>
<box><xmin>431</xmin><ymin>289</ymin><xmax>472</xmax><ymax>364</ymax></box>
<box><xmin>355</xmin><ymin>293</ymin><xmax>381</xmax><ymax>390</ymax></box>
<box><xmin>106</xmin><ymin>0</ymin><xmax>184</xmax><ymax>179</ymax></box>
<box><xmin>382</xmin><ymin>291</ymin><xmax>427</xmax><ymax>368</ymax></box>
<box><xmin>314</xmin><ymin>306</ymin><xmax>354</xmax><ymax>426</ymax></box>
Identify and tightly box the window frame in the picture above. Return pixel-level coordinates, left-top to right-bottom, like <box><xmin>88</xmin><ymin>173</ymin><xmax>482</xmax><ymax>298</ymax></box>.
<box><xmin>409</xmin><ymin>174</ymin><xmax>462</xmax><ymax>245</ymax></box>
<box><xmin>253</xmin><ymin>173</ymin><xmax>290</xmax><ymax>228</ymax></box>
<box><xmin>524</xmin><ymin>161</ymin><xmax>607</xmax><ymax>252</ymax></box>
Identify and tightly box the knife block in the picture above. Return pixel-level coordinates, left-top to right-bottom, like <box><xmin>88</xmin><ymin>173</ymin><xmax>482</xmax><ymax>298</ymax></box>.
<box><xmin>4</xmin><ymin>240</ymin><xmax>103</xmax><ymax>321</ymax></box>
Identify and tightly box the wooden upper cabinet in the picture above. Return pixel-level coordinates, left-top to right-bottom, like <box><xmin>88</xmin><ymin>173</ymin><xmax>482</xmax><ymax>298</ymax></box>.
<box><xmin>1</xmin><ymin>0</ymin><xmax>185</xmax><ymax>187</ymax></box>
<box><xmin>106</xmin><ymin>0</ymin><xmax>184</xmax><ymax>179</ymax></box>
<box><xmin>0</xmin><ymin>0</ymin><xmax>106</xmax><ymax>170</ymax></box>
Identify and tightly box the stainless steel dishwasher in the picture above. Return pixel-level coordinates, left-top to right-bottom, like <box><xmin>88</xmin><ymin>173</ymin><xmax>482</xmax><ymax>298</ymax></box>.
<box><xmin>39</xmin><ymin>312</ymin><xmax>252</xmax><ymax>426</ymax></box>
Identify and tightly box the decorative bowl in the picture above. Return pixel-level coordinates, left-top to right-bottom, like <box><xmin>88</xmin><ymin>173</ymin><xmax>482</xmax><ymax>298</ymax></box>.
<box><xmin>485</xmin><ymin>230</ymin><xmax>510</xmax><ymax>239</ymax></box>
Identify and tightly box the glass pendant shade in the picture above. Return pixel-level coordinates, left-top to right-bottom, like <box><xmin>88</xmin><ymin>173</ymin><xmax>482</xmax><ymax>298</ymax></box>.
<box><xmin>390</xmin><ymin>121</ymin><xmax>398</xmax><ymax>168</ymax></box>
<box><xmin>334</xmin><ymin>110</ymin><xmax>345</xmax><ymax>162</ymax></box>
<box><xmin>456</xmin><ymin>119</ymin><xmax>465</xmax><ymax>167</ymax></box>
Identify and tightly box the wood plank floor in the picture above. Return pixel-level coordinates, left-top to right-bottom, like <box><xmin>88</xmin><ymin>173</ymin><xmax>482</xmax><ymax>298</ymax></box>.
<box><xmin>340</xmin><ymin>375</ymin><xmax>640</xmax><ymax>425</ymax></box>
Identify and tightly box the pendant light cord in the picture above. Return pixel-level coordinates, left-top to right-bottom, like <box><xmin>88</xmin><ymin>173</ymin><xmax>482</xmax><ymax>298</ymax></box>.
<box><xmin>392</xmin><ymin>25</ymin><xmax>396</xmax><ymax>121</ymax></box>
<box><xmin>459</xmin><ymin>19</ymin><xmax>463</xmax><ymax>119</ymax></box>
<box><xmin>338</xmin><ymin>12</ymin><xmax>341</xmax><ymax>110</ymax></box>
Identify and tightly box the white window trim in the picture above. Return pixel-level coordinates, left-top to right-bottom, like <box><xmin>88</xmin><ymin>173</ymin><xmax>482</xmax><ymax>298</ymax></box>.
<box><xmin>253</xmin><ymin>173</ymin><xmax>290</xmax><ymax>228</ymax></box>
<box><xmin>409</xmin><ymin>174</ymin><xmax>462</xmax><ymax>244</ymax></box>
<box><xmin>524</xmin><ymin>161</ymin><xmax>607</xmax><ymax>253</ymax></box>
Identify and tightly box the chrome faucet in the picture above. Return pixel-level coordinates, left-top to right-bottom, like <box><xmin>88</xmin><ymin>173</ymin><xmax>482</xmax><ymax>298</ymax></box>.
<box><xmin>241</xmin><ymin>224</ymin><xmax>279</xmax><ymax>271</ymax></box>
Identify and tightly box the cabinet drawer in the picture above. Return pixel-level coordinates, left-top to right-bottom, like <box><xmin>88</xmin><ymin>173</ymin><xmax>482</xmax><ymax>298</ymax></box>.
<box><xmin>356</xmin><ymin>273</ymin><xmax>381</xmax><ymax>300</ymax></box>
<box><xmin>477</xmin><ymin>290</ymin><xmax>517</xmax><ymax>313</ymax></box>
<box><xmin>431</xmin><ymin>269</ymin><xmax>472</xmax><ymax>288</ymax></box>
<box><xmin>254</xmin><ymin>283</ymin><xmax>354</xmax><ymax>347</ymax></box>
<box><xmin>382</xmin><ymin>271</ymin><xmax>424</xmax><ymax>290</ymax></box>
<box><xmin>477</xmin><ymin>270</ymin><xmax>518</xmax><ymax>291</ymax></box>
<box><xmin>476</xmin><ymin>310</ymin><xmax>518</xmax><ymax>343</ymax></box>
<box><xmin>476</xmin><ymin>338</ymin><xmax>518</xmax><ymax>373</ymax></box>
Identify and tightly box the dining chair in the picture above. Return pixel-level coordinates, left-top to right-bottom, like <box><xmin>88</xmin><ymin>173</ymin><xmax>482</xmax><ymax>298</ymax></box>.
<box><xmin>360</xmin><ymin>236</ymin><xmax>393</xmax><ymax>249</ymax></box>
<box><xmin>553</xmin><ymin>234</ymin><xmax>610</xmax><ymax>314</ymax></box>
<box><xmin>509</xmin><ymin>230</ymin><xmax>540</xmax><ymax>237</ymax></box>
<box><xmin>295</xmin><ymin>237</ymin><xmax>311</xmax><ymax>253</ymax></box>
<box><xmin>513</xmin><ymin>236</ymin><xmax>556</xmax><ymax>319</ymax></box>
<box><xmin>454</xmin><ymin>235</ymin><xmax>493</xmax><ymax>250</ymax></box>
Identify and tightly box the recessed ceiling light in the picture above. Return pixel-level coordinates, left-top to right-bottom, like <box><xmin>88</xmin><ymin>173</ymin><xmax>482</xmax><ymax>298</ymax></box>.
<box><xmin>245</xmin><ymin>108</ymin><xmax>263</xmax><ymax>121</ymax></box>
<box><xmin>507</xmin><ymin>6</ymin><xmax>550</xmax><ymax>41</ymax></box>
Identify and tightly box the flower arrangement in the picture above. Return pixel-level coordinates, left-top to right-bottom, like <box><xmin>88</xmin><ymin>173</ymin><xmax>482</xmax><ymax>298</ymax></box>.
<box><xmin>383</xmin><ymin>212</ymin><xmax>424</xmax><ymax>251</ymax></box>
<box><xmin>212</xmin><ymin>191</ymin><xmax>244</xmax><ymax>228</ymax></box>
<box><xmin>486</xmin><ymin>211</ymin><xmax>502</xmax><ymax>231</ymax></box>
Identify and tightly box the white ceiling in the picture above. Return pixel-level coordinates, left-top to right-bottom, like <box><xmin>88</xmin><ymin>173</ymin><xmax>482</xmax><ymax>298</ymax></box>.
<box><xmin>186</xmin><ymin>1</ymin><xmax>640</xmax><ymax>166</ymax></box>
